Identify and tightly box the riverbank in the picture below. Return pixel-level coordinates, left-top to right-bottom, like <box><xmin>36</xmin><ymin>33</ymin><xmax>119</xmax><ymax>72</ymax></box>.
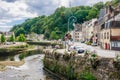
<box><xmin>0</xmin><ymin>54</ymin><xmax>59</xmax><ymax>80</ymax></box>
<box><xmin>0</xmin><ymin>43</ymin><xmax>35</xmax><ymax>71</ymax></box>
<box><xmin>0</xmin><ymin>60</ymin><xmax>24</xmax><ymax>71</ymax></box>
<box><xmin>0</xmin><ymin>42</ymin><xmax>29</xmax><ymax>56</ymax></box>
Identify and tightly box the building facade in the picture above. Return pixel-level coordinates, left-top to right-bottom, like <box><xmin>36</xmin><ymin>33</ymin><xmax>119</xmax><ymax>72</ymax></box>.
<box><xmin>73</xmin><ymin>24</ymin><xmax>82</xmax><ymax>42</ymax></box>
<box><xmin>99</xmin><ymin>4</ymin><xmax>120</xmax><ymax>50</ymax></box>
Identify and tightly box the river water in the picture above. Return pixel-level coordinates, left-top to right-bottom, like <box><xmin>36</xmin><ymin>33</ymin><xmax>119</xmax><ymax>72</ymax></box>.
<box><xmin>0</xmin><ymin>54</ymin><xmax>59</xmax><ymax>80</ymax></box>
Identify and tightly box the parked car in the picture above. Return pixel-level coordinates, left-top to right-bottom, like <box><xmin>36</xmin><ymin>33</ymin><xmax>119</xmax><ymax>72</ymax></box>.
<box><xmin>74</xmin><ymin>46</ymin><xmax>85</xmax><ymax>53</ymax></box>
<box><xmin>91</xmin><ymin>42</ymin><xmax>97</xmax><ymax>46</ymax></box>
<box><xmin>81</xmin><ymin>41</ymin><xmax>85</xmax><ymax>43</ymax></box>
<box><xmin>5</xmin><ymin>42</ymin><xmax>11</xmax><ymax>45</ymax></box>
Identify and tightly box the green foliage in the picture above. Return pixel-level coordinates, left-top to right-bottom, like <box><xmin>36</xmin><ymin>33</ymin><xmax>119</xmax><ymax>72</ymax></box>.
<box><xmin>105</xmin><ymin>0</ymin><xmax>120</xmax><ymax>7</ymax></box>
<box><xmin>79</xmin><ymin>71</ymin><xmax>97</xmax><ymax>80</ymax></box>
<box><xmin>10</xmin><ymin>57</ymin><xmax>15</xmax><ymax>61</ymax></box>
<box><xmin>1</xmin><ymin>34</ymin><xmax>6</xmax><ymax>43</ymax></box>
<box><xmin>85</xmin><ymin>41</ymin><xmax>92</xmax><ymax>45</ymax></box>
<box><xmin>19</xmin><ymin>49</ymin><xmax>42</xmax><ymax>60</ymax></box>
<box><xmin>9</xmin><ymin>34</ymin><xmax>15</xmax><ymax>42</ymax></box>
<box><xmin>86</xmin><ymin>7</ymin><xmax>98</xmax><ymax>20</ymax></box>
<box><xmin>14</xmin><ymin>27</ymin><xmax>25</xmax><ymax>36</ymax></box>
<box><xmin>66</xmin><ymin>64</ymin><xmax>76</xmax><ymax>80</ymax></box>
<box><xmin>91</xmin><ymin>54</ymin><xmax>97</xmax><ymax>57</ymax></box>
<box><xmin>17</xmin><ymin>34</ymin><xmax>26</xmax><ymax>42</ymax></box>
<box><xmin>19</xmin><ymin>53</ymin><xmax>26</xmax><ymax>60</ymax></box>
<box><xmin>93</xmin><ymin>2</ymin><xmax>104</xmax><ymax>10</ymax></box>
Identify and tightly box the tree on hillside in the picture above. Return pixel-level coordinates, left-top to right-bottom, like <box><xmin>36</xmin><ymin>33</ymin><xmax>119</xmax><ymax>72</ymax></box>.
<box><xmin>75</xmin><ymin>10</ymin><xmax>89</xmax><ymax>23</ymax></box>
<box><xmin>9</xmin><ymin>34</ymin><xmax>15</xmax><ymax>42</ymax></box>
<box><xmin>50</xmin><ymin>31</ymin><xmax>59</xmax><ymax>40</ymax></box>
<box><xmin>86</xmin><ymin>7</ymin><xmax>98</xmax><ymax>20</ymax></box>
<box><xmin>17</xmin><ymin>34</ymin><xmax>26</xmax><ymax>42</ymax></box>
<box><xmin>93</xmin><ymin>2</ymin><xmax>104</xmax><ymax>10</ymax></box>
<box><xmin>1</xmin><ymin>34</ymin><xmax>6</xmax><ymax>43</ymax></box>
<box><xmin>15</xmin><ymin>27</ymin><xmax>25</xmax><ymax>36</ymax></box>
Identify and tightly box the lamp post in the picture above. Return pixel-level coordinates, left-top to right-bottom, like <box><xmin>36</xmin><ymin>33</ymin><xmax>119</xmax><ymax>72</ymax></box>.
<box><xmin>67</xmin><ymin>16</ymin><xmax>77</xmax><ymax>51</ymax></box>
<box><xmin>68</xmin><ymin>16</ymin><xmax>77</xmax><ymax>33</ymax></box>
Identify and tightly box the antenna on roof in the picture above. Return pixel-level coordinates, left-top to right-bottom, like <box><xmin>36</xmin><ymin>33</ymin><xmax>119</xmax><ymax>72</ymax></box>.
<box><xmin>69</xmin><ymin>0</ymin><xmax>73</xmax><ymax>15</ymax></box>
<box><xmin>69</xmin><ymin>0</ymin><xmax>71</xmax><ymax>7</ymax></box>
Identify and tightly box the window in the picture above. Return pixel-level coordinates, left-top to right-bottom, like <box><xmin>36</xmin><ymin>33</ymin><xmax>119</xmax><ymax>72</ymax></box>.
<box><xmin>104</xmin><ymin>32</ymin><xmax>106</xmax><ymax>39</ymax></box>
<box><xmin>118</xmin><ymin>42</ymin><xmax>120</xmax><ymax>47</ymax></box>
<box><xmin>111</xmin><ymin>41</ymin><xmax>120</xmax><ymax>47</ymax></box>
<box><xmin>111</xmin><ymin>42</ymin><xmax>114</xmax><ymax>47</ymax></box>
<box><xmin>115</xmin><ymin>42</ymin><xmax>118</xmax><ymax>47</ymax></box>
<box><xmin>107</xmin><ymin>32</ymin><xmax>109</xmax><ymax>39</ymax></box>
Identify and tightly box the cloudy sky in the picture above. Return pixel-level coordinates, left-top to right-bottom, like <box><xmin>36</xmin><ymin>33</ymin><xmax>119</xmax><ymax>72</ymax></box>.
<box><xmin>0</xmin><ymin>0</ymin><xmax>111</xmax><ymax>32</ymax></box>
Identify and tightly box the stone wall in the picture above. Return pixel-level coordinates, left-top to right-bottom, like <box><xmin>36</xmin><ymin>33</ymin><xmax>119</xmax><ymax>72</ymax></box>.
<box><xmin>43</xmin><ymin>50</ymin><xmax>120</xmax><ymax>80</ymax></box>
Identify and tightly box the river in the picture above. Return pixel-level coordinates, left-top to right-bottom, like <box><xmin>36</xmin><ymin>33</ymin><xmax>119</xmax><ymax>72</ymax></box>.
<box><xmin>0</xmin><ymin>53</ymin><xmax>59</xmax><ymax>80</ymax></box>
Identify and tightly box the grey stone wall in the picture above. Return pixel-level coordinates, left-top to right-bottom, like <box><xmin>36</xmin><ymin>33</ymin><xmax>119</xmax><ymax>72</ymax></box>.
<box><xmin>43</xmin><ymin>50</ymin><xmax>120</xmax><ymax>80</ymax></box>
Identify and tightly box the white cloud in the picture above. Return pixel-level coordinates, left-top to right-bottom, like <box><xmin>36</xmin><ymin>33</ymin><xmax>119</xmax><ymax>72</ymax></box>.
<box><xmin>59</xmin><ymin>0</ymin><xmax>69</xmax><ymax>7</ymax></box>
<box><xmin>0</xmin><ymin>0</ymin><xmax>112</xmax><ymax>32</ymax></box>
<box><xmin>0</xmin><ymin>0</ymin><xmax>38</xmax><ymax>18</ymax></box>
<box><xmin>86</xmin><ymin>0</ymin><xmax>112</xmax><ymax>6</ymax></box>
<box><xmin>0</xmin><ymin>25</ymin><xmax>12</xmax><ymax>32</ymax></box>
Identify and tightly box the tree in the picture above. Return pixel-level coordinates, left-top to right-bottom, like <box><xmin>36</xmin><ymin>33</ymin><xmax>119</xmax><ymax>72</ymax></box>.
<box><xmin>50</xmin><ymin>31</ymin><xmax>59</xmax><ymax>40</ymax></box>
<box><xmin>15</xmin><ymin>27</ymin><xmax>25</xmax><ymax>36</ymax></box>
<box><xmin>9</xmin><ymin>34</ymin><xmax>15</xmax><ymax>42</ymax></box>
<box><xmin>86</xmin><ymin>8</ymin><xmax>98</xmax><ymax>20</ymax></box>
<box><xmin>17</xmin><ymin>34</ymin><xmax>26</xmax><ymax>42</ymax></box>
<box><xmin>93</xmin><ymin>2</ymin><xmax>104</xmax><ymax>10</ymax></box>
<box><xmin>1</xmin><ymin>34</ymin><xmax>6</xmax><ymax>43</ymax></box>
<box><xmin>112</xmin><ymin>0</ymin><xmax>120</xmax><ymax>6</ymax></box>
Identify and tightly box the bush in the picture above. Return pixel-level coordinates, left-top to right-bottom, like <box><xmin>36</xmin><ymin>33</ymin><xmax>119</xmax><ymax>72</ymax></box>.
<box><xmin>63</xmin><ymin>53</ymin><xmax>71</xmax><ymax>61</ymax></box>
<box><xmin>89</xmin><ymin>54</ymin><xmax>100</xmax><ymax>70</ymax></box>
<box><xmin>85</xmin><ymin>41</ymin><xmax>92</xmax><ymax>45</ymax></box>
<box><xmin>19</xmin><ymin>53</ymin><xmax>25</xmax><ymax>60</ymax></box>
<box><xmin>10</xmin><ymin>57</ymin><xmax>14</xmax><ymax>61</ymax></box>
<box><xmin>79</xmin><ymin>71</ymin><xmax>97</xmax><ymax>80</ymax></box>
<box><xmin>91</xmin><ymin>53</ymin><xmax>97</xmax><ymax>57</ymax></box>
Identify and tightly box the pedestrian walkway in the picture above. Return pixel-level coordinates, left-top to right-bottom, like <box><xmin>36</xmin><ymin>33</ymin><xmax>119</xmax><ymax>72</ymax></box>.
<box><xmin>74</xmin><ymin>42</ymin><xmax>120</xmax><ymax>58</ymax></box>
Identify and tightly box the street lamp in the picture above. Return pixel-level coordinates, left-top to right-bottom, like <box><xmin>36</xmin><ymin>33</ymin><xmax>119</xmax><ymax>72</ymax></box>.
<box><xmin>66</xmin><ymin>16</ymin><xmax>77</xmax><ymax>51</ymax></box>
<box><xmin>68</xmin><ymin>16</ymin><xmax>77</xmax><ymax>33</ymax></box>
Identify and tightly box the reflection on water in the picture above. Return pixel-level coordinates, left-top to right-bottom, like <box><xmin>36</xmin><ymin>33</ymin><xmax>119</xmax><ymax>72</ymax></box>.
<box><xmin>0</xmin><ymin>46</ymin><xmax>59</xmax><ymax>80</ymax></box>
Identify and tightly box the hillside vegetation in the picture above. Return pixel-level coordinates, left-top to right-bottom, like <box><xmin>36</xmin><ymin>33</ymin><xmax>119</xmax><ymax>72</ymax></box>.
<box><xmin>11</xmin><ymin>0</ymin><xmax>119</xmax><ymax>40</ymax></box>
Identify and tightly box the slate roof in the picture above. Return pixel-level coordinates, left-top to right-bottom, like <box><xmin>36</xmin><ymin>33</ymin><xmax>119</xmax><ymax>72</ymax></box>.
<box><xmin>98</xmin><ymin>9</ymin><xmax>106</xmax><ymax>25</ymax></box>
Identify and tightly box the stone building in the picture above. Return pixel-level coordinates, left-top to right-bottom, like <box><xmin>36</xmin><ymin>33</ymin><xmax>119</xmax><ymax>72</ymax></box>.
<box><xmin>73</xmin><ymin>23</ymin><xmax>82</xmax><ymax>42</ymax></box>
<box><xmin>98</xmin><ymin>4</ymin><xmax>120</xmax><ymax>50</ymax></box>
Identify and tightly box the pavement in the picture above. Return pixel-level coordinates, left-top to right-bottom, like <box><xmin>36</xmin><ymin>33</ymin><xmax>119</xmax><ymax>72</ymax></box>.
<box><xmin>54</xmin><ymin>42</ymin><xmax>119</xmax><ymax>58</ymax></box>
<box><xmin>74</xmin><ymin>42</ymin><xmax>120</xmax><ymax>58</ymax></box>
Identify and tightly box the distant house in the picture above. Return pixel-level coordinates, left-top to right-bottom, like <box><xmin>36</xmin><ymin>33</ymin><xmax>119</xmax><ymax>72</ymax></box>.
<box><xmin>98</xmin><ymin>4</ymin><xmax>120</xmax><ymax>51</ymax></box>
<box><xmin>4</xmin><ymin>32</ymin><xmax>14</xmax><ymax>38</ymax></box>
<box><xmin>87</xmin><ymin>18</ymin><xmax>97</xmax><ymax>43</ymax></box>
<box><xmin>82</xmin><ymin>21</ymin><xmax>91</xmax><ymax>42</ymax></box>
<box><xmin>73</xmin><ymin>24</ymin><xmax>82</xmax><ymax>42</ymax></box>
<box><xmin>82</xmin><ymin>19</ymin><xmax>98</xmax><ymax>43</ymax></box>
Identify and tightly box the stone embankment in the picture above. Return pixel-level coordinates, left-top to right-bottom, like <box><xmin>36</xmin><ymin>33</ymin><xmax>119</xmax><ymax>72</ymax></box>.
<box><xmin>43</xmin><ymin>49</ymin><xmax>120</xmax><ymax>80</ymax></box>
